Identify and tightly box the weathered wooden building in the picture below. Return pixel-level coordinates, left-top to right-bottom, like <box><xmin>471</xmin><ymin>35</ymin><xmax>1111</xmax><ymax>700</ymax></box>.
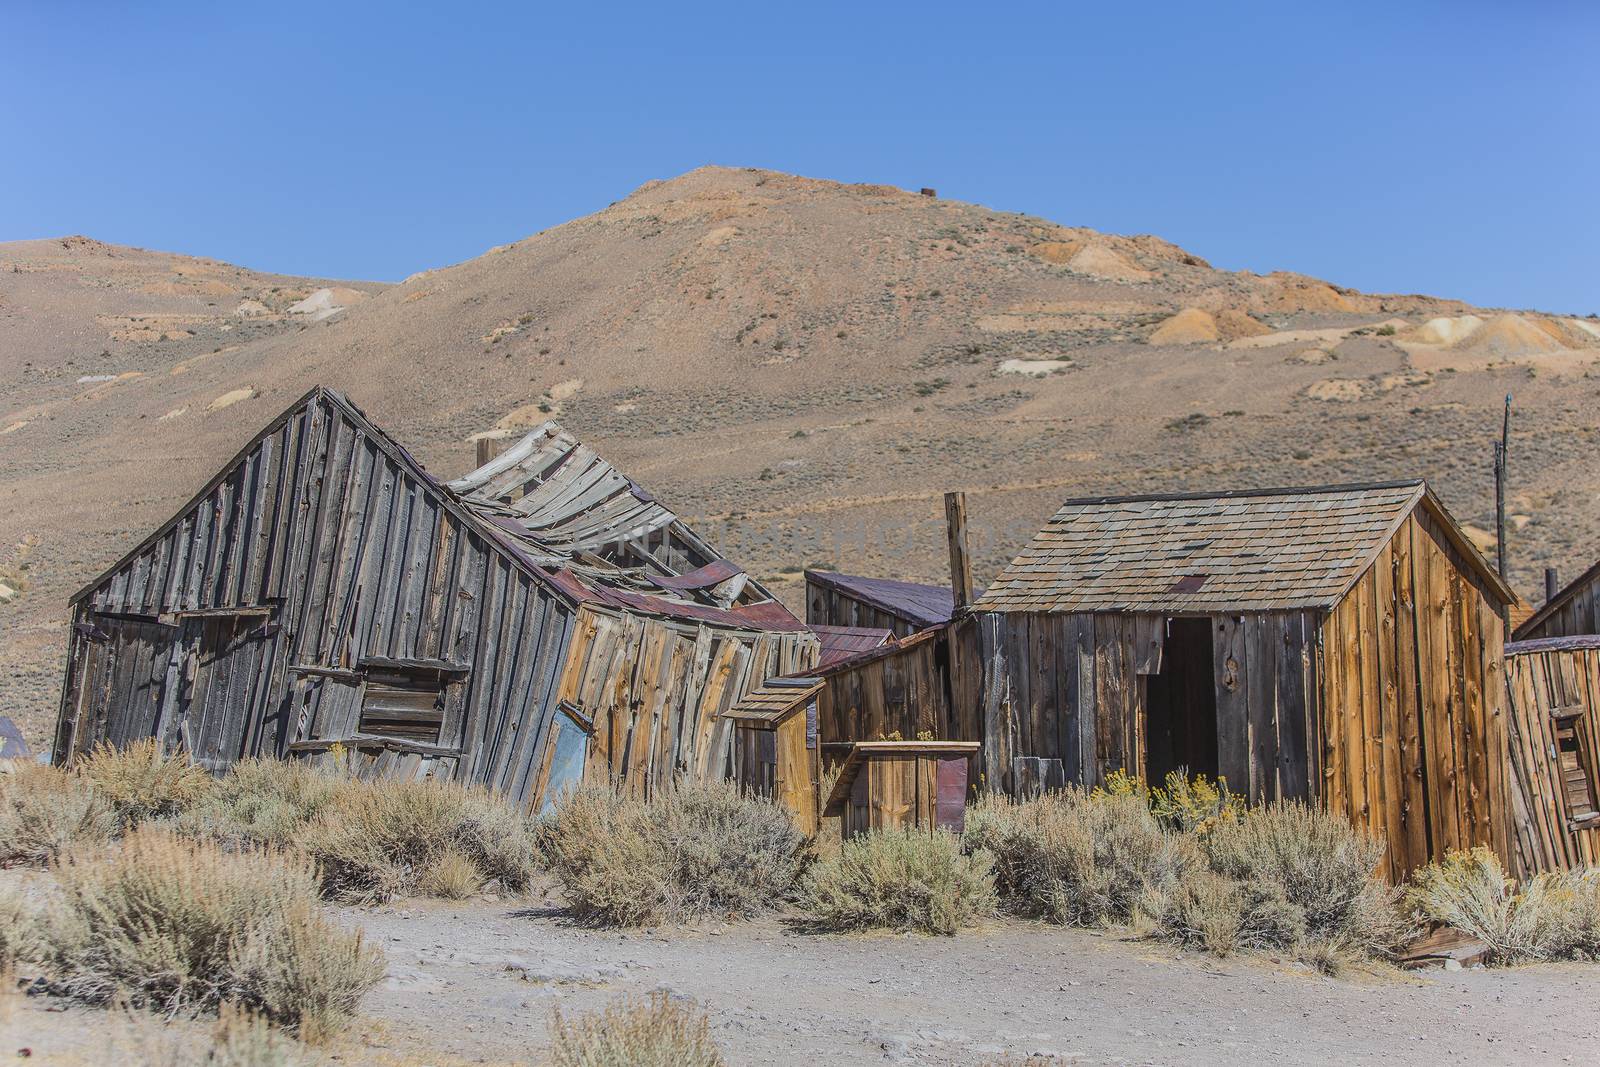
<box><xmin>805</xmin><ymin>570</ymin><xmax>958</xmax><ymax>637</ymax></box>
<box><xmin>1503</xmin><ymin>636</ymin><xmax>1600</xmax><ymax>874</ymax></box>
<box><xmin>823</xmin><ymin>740</ymin><xmax>979</xmax><ymax>837</ymax></box>
<box><xmin>967</xmin><ymin>481</ymin><xmax>1517</xmax><ymax>878</ymax></box>
<box><xmin>1515</xmin><ymin>558</ymin><xmax>1600</xmax><ymax>641</ymax></box>
<box><xmin>53</xmin><ymin>387</ymin><xmax>816</xmax><ymax>808</ymax></box>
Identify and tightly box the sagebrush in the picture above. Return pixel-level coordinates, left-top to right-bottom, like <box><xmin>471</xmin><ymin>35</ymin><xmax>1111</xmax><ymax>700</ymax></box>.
<box><xmin>21</xmin><ymin>827</ymin><xmax>384</xmax><ymax>1038</ymax></box>
<box><xmin>1408</xmin><ymin>847</ymin><xmax>1600</xmax><ymax>965</ymax></box>
<box><xmin>0</xmin><ymin>762</ymin><xmax>117</xmax><ymax>866</ymax></box>
<box><xmin>550</xmin><ymin>992</ymin><xmax>724</xmax><ymax>1067</ymax></box>
<box><xmin>78</xmin><ymin>739</ymin><xmax>215</xmax><ymax>826</ymax></box>
<box><xmin>806</xmin><ymin>827</ymin><xmax>996</xmax><ymax>934</ymax></box>
<box><xmin>539</xmin><ymin>781</ymin><xmax>807</xmax><ymax>926</ymax></box>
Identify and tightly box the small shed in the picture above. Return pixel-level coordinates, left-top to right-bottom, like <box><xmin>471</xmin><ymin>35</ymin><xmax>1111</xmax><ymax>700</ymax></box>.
<box><xmin>1515</xmin><ymin>558</ymin><xmax>1600</xmax><ymax>641</ymax></box>
<box><xmin>822</xmin><ymin>740</ymin><xmax>980</xmax><ymax>837</ymax></box>
<box><xmin>1504</xmin><ymin>636</ymin><xmax>1600</xmax><ymax>874</ymax></box>
<box><xmin>720</xmin><ymin>676</ymin><xmax>823</xmax><ymax>834</ymax></box>
<box><xmin>805</xmin><ymin>570</ymin><xmax>958</xmax><ymax>637</ymax></box>
<box><xmin>965</xmin><ymin>480</ymin><xmax>1517</xmax><ymax>879</ymax></box>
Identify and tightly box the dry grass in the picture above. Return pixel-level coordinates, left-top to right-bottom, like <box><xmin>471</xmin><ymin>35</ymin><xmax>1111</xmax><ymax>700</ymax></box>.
<box><xmin>0</xmin><ymin>762</ymin><xmax>117</xmax><ymax>866</ymax></box>
<box><xmin>297</xmin><ymin>777</ymin><xmax>539</xmax><ymax>904</ymax></box>
<box><xmin>174</xmin><ymin>758</ymin><xmax>343</xmax><ymax>851</ymax></box>
<box><xmin>539</xmin><ymin>781</ymin><xmax>807</xmax><ymax>926</ymax></box>
<box><xmin>125</xmin><ymin>1003</ymin><xmax>304</xmax><ymax>1066</ymax></box>
<box><xmin>1408</xmin><ymin>848</ymin><xmax>1600</xmax><ymax>965</ymax></box>
<box><xmin>1191</xmin><ymin>802</ymin><xmax>1410</xmax><ymax>963</ymax></box>
<box><xmin>963</xmin><ymin>788</ymin><xmax>1188</xmax><ymax>927</ymax></box>
<box><xmin>549</xmin><ymin>991</ymin><xmax>724</xmax><ymax>1067</ymax></box>
<box><xmin>806</xmin><ymin>828</ymin><xmax>996</xmax><ymax>935</ymax></box>
<box><xmin>21</xmin><ymin>827</ymin><xmax>384</xmax><ymax>1038</ymax></box>
<box><xmin>77</xmin><ymin>739</ymin><xmax>216</xmax><ymax>826</ymax></box>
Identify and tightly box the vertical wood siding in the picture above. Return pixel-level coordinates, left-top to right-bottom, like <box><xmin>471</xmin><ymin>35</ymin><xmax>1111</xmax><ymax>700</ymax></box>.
<box><xmin>1518</xmin><ymin>568</ymin><xmax>1600</xmax><ymax>640</ymax></box>
<box><xmin>1503</xmin><ymin>644</ymin><xmax>1600</xmax><ymax>875</ymax></box>
<box><xmin>1318</xmin><ymin>511</ymin><xmax>1511</xmax><ymax>880</ymax></box>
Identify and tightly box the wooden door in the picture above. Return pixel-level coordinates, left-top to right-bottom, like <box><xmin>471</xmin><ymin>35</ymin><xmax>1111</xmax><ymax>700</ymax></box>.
<box><xmin>183</xmin><ymin>616</ymin><xmax>273</xmax><ymax>768</ymax></box>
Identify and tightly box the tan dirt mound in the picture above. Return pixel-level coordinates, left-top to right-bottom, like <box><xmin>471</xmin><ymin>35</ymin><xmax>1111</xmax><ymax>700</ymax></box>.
<box><xmin>1149</xmin><ymin>307</ymin><xmax>1219</xmax><ymax>345</ymax></box>
<box><xmin>1402</xmin><ymin>315</ymin><xmax>1484</xmax><ymax>346</ymax></box>
<box><xmin>1067</xmin><ymin>243</ymin><xmax>1154</xmax><ymax>282</ymax></box>
<box><xmin>1462</xmin><ymin>314</ymin><xmax>1565</xmax><ymax>356</ymax></box>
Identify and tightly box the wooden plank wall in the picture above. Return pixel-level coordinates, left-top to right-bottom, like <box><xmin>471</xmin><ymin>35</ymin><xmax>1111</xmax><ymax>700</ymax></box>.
<box><xmin>805</xmin><ymin>580</ymin><xmax>924</xmax><ymax>637</ymax></box>
<box><xmin>815</xmin><ymin>632</ymin><xmax>977</xmax><ymax>749</ymax></box>
<box><xmin>1319</xmin><ymin>511</ymin><xmax>1511</xmax><ymax>880</ymax></box>
<box><xmin>974</xmin><ymin>610</ymin><xmax>1318</xmax><ymax>802</ymax></box>
<box><xmin>1519</xmin><ymin>568</ymin><xmax>1600</xmax><ymax>640</ymax></box>
<box><xmin>551</xmin><ymin>604</ymin><xmax>817</xmax><ymax>801</ymax></box>
<box><xmin>54</xmin><ymin>392</ymin><xmax>582</xmax><ymax>806</ymax></box>
<box><xmin>1503</xmin><ymin>645</ymin><xmax>1600</xmax><ymax>875</ymax></box>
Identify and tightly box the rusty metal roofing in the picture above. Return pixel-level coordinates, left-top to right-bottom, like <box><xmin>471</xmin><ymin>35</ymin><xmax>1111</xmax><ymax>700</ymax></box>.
<box><xmin>810</xmin><ymin>625</ymin><xmax>896</xmax><ymax>668</ymax></box>
<box><xmin>805</xmin><ymin>570</ymin><xmax>958</xmax><ymax>627</ymax></box>
<box><xmin>973</xmin><ymin>480</ymin><xmax>1500</xmax><ymax>614</ymax></box>
<box><xmin>447</xmin><ymin>421</ymin><xmax>802</xmax><ymax>629</ymax></box>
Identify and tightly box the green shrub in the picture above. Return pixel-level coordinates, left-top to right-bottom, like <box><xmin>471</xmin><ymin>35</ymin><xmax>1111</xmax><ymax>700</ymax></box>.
<box><xmin>297</xmin><ymin>777</ymin><xmax>539</xmax><ymax>903</ymax></box>
<box><xmin>806</xmin><ymin>828</ymin><xmax>996</xmax><ymax>934</ymax></box>
<box><xmin>963</xmin><ymin>789</ymin><xmax>1189</xmax><ymax>926</ymax></box>
<box><xmin>175</xmin><ymin>759</ymin><xmax>342</xmax><ymax>851</ymax></box>
<box><xmin>0</xmin><ymin>763</ymin><xmax>117</xmax><ymax>866</ymax></box>
<box><xmin>540</xmin><ymin>781</ymin><xmax>807</xmax><ymax>926</ymax></box>
<box><xmin>1200</xmin><ymin>802</ymin><xmax>1408</xmax><ymax>957</ymax></box>
<box><xmin>26</xmin><ymin>827</ymin><xmax>383</xmax><ymax>1038</ymax></box>
<box><xmin>77</xmin><ymin>739</ymin><xmax>215</xmax><ymax>826</ymax></box>
<box><xmin>1408</xmin><ymin>848</ymin><xmax>1600</xmax><ymax>964</ymax></box>
<box><xmin>550</xmin><ymin>991</ymin><xmax>724</xmax><ymax>1067</ymax></box>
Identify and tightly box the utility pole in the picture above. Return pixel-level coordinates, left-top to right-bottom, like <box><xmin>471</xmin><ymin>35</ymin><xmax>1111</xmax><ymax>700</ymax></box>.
<box><xmin>1495</xmin><ymin>394</ymin><xmax>1512</xmax><ymax>639</ymax></box>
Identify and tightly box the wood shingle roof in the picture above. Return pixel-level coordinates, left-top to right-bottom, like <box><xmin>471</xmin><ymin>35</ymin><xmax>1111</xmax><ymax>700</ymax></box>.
<box><xmin>974</xmin><ymin>480</ymin><xmax>1509</xmax><ymax>614</ymax></box>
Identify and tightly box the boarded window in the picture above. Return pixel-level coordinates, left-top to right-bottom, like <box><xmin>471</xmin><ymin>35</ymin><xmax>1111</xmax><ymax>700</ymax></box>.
<box><xmin>359</xmin><ymin>669</ymin><xmax>445</xmax><ymax>743</ymax></box>
<box><xmin>1553</xmin><ymin>708</ymin><xmax>1598</xmax><ymax>826</ymax></box>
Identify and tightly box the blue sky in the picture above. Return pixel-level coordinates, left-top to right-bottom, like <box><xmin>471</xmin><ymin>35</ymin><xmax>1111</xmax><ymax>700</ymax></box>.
<box><xmin>4</xmin><ymin>2</ymin><xmax>1596</xmax><ymax>312</ymax></box>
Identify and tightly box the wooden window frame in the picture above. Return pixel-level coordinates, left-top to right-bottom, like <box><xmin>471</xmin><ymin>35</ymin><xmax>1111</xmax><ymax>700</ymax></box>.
<box><xmin>1551</xmin><ymin>706</ymin><xmax>1599</xmax><ymax>830</ymax></box>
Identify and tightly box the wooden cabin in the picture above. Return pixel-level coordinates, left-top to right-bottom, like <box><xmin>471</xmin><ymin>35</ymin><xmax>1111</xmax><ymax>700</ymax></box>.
<box><xmin>1504</xmin><ymin>636</ymin><xmax>1600</xmax><ymax>874</ymax></box>
<box><xmin>721</xmin><ymin>676</ymin><xmax>823</xmax><ymax>834</ymax></box>
<box><xmin>1515</xmin><ymin>558</ymin><xmax>1600</xmax><ymax>641</ymax></box>
<box><xmin>966</xmin><ymin>480</ymin><xmax>1517</xmax><ymax>879</ymax></box>
<box><xmin>822</xmin><ymin>740</ymin><xmax>980</xmax><ymax>837</ymax></box>
<box><xmin>805</xmin><ymin>570</ymin><xmax>958</xmax><ymax>637</ymax></box>
<box><xmin>53</xmin><ymin>387</ymin><xmax>816</xmax><ymax>808</ymax></box>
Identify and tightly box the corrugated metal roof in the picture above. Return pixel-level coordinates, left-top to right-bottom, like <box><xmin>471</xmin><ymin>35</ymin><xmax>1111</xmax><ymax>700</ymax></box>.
<box><xmin>806</xmin><ymin>570</ymin><xmax>957</xmax><ymax>627</ymax></box>
<box><xmin>810</xmin><ymin>625</ymin><xmax>896</xmax><ymax>667</ymax></box>
<box><xmin>974</xmin><ymin>481</ymin><xmax>1432</xmax><ymax>613</ymax></box>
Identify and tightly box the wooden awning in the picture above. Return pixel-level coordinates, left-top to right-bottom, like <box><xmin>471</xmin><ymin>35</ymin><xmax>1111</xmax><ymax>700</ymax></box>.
<box><xmin>822</xmin><ymin>740</ymin><xmax>981</xmax><ymax>816</ymax></box>
<box><xmin>718</xmin><ymin>676</ymin><xmax>822</xmax><ymax>725</ymax></box>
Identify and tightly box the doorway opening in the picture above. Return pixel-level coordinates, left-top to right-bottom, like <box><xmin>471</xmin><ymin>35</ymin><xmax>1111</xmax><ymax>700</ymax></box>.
<box><xmin>1144</xmin><ymin>617</ymin><xmax>1218</xmax><ymax>783</ymax></box>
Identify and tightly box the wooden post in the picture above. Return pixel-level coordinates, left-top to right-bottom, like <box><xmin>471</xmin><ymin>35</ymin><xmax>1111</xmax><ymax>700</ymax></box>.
<box><xmin>1545</xmin><ymin>567</ymin><xmax>1560</xmax><ymax>605</ymax></box>
<box><xmin>474</xmin><ymin>438</ymin><xmax>495</xmax><ymax>469</ymax></box>
<box><xmin>1496</xmin><ymin>394</ymin><xmax>1511</xmax><ymax>582</ymax></box>
<box><xmin>944</xmin><ymin>491</ymin><xmax>973</xmax><ymax>612</ymax></box>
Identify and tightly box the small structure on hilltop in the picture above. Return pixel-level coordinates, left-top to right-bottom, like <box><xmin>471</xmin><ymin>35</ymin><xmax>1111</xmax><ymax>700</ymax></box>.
<box><xmin>805</xmin><ymin>569</ymin><xmax>959</xmax><ymax>637</ymax></box>
<box><xmin>53</xmin><ymin>387</ymin><xmax>816</xmax><ymax>808</ymax></box>
<box><xmin>1503</xmin><ymin>636</ymin><xmax>1600</xmax><ymax>874</ymax></box>
<box><xmin>962</xmin><ymin>480</ymin><xmax>1517</xmax><ymax>880</ymax></box>
<box><xmin>1515</xmin><ymin>557</ymin><xmax>1600</xmax><ymax>641</ymax></box>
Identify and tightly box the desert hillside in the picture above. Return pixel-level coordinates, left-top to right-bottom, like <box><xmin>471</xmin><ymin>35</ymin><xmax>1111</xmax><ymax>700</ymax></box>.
<box><xmin>4</xmin><ymin>166</ymin><xmax>1598</xmax><ymax>744</ymax></box>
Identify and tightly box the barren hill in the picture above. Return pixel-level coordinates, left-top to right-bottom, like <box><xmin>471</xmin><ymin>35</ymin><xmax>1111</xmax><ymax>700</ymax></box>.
<box><xmin>4</xmin><ymin>166</ymin><xmax>1599</xmax><ymax>744</ymax></box>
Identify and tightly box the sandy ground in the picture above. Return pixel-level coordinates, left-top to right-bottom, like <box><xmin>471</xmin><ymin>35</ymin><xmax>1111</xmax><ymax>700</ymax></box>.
<box><xmin>4</xmin><ymin>886</ymin><xmax>1599</xmax><ymax>1066</ymax></box>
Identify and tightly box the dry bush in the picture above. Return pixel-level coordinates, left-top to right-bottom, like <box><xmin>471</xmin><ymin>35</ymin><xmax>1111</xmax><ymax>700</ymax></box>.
<box><xmin>540</xmin><ymin>781</ymin><xmax>807</xmax><ymax>926</ymax></box>
<box><xmin>550</xmin><ymin>991</ymin><xmax>724</xmax><ymax>1067</ymax></box>
<box><xmin>27</xmin><ymin>827</ymin><xmax>383</xmax><ymax>1037</ymax></box>
<box><xmin>1408</xmin><ymin>848</ymin><xmax>1600</xmax><ymax>965</ymax></box>
<box><xmin>1199</xmin><ymin>802</ymin><xmax>1408</xmax><ymax>958</ymax></box>
<box><xmin>297</xmin><ymin>777</ymin><xmax>539</xmax><ymax>903</ymax></box>
<box><xmin>78</xmin><ymin>739</ymin><xmax>215</xmax><ymax>826</ymax></box>
<box><xmin>805</xmin><ymin>827</ymin><xmax>996</xmax><ymax>935</ymax></box>
<box><xmin>963</xmin><ymin>788</ymin><xmax>1189</xmax><ymax>926</ymax></box>
<box><xmin>0</xmin><ymin>762</ymin><xmax>117</xmax><ymax>866</ymax></box>
<box><xmin>175</xmin><ymin>759</ymin><xmax>343</xmax><ymax>852</ymax></box>
<box><xmin>123</xmin><ymin>1003</ymin><xmax>303</xmax><ymax>1067</ymax></box>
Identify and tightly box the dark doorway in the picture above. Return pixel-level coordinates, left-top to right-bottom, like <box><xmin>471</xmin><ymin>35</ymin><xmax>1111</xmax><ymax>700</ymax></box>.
<box><xmin>1144</xmin><ymin>618</ymin><xmax>1218</xmax><ymax>783</ymax></box>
